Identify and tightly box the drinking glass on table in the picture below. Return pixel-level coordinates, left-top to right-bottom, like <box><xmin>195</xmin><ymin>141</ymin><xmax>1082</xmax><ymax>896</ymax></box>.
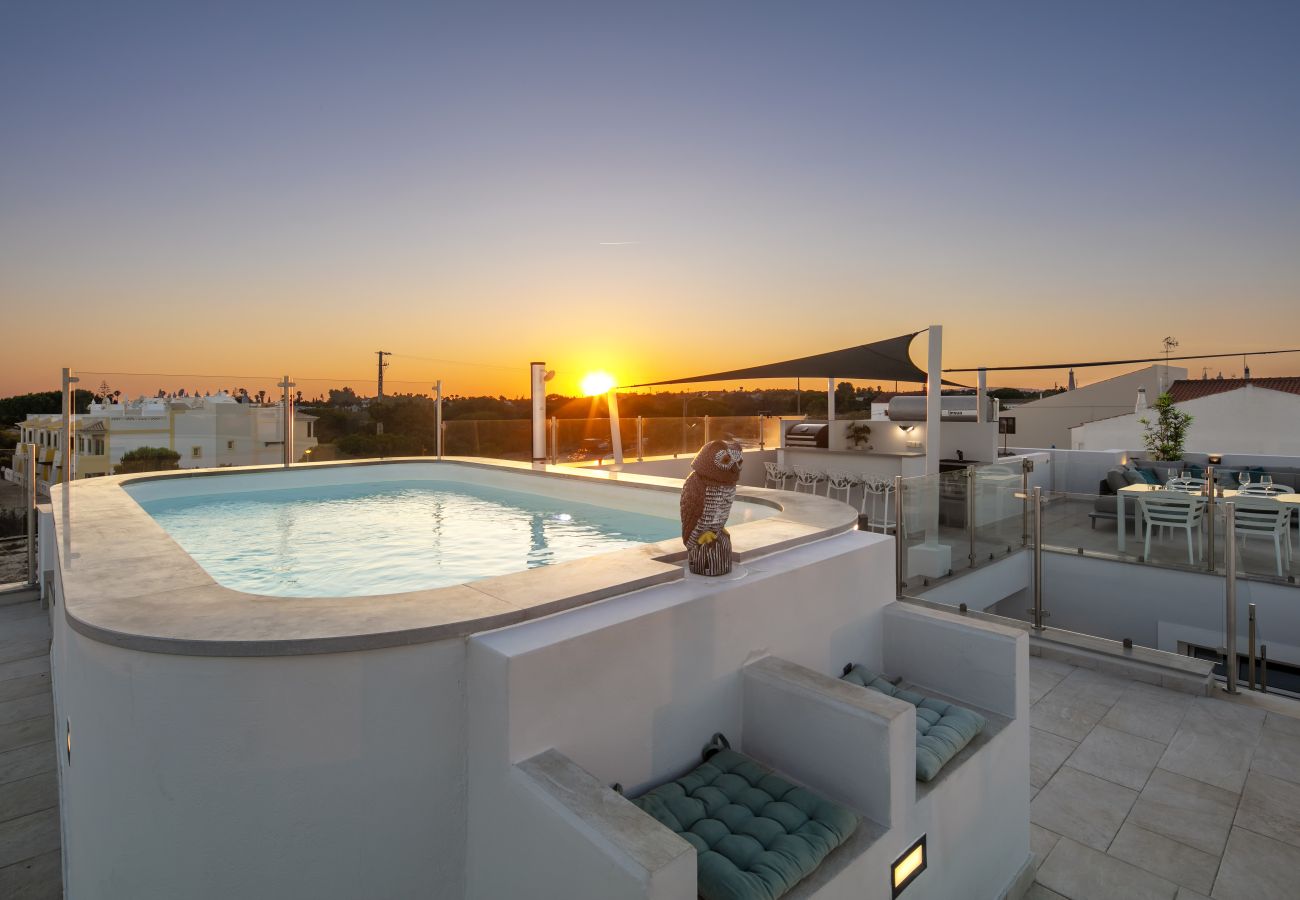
<box><xmin>1238</xmin><ymin>470</ymin><xmax>1251</xmax><ymax>489</ymax></box>
<box><xmin>1262</xmin><ymin>474</ymin><xmax>1274</xmax><ymax>489</ymax></box>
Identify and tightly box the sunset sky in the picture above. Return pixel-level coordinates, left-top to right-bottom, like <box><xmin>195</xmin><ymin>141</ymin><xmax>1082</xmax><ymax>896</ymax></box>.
<box><xmin>2</xmin><ymin>2</ymin><xmax>1298</xmax><ymax>399</ymax></box>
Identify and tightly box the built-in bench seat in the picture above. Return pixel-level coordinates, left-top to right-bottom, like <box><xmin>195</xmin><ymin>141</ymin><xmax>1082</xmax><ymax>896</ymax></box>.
<box><xmin>629</xmin><ymin>743</ymin><xmax>859</xmax><ymax>900</ymax></box>
<box><xmin>841</xmin><ymin>664</ymin><xmax>986</xmax><ymax>782</ymax></box>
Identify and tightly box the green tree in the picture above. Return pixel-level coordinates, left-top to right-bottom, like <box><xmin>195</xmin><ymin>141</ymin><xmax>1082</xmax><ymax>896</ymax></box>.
<box><xmin>1139</xmin><ymin>393</ymin><xmax>1193</xmax><ymax>461</ymax></box>
<box><xmin>113</xmin><ymin>447</ymin><xmax>182</xmax><ymax>474</ymax></box>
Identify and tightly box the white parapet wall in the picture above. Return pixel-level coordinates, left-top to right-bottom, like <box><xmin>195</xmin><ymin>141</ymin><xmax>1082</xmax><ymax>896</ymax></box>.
<box><xmin>465</xmin><ymin>532</ymin><xmax>1032</xmax><ymax>900</ymax></box>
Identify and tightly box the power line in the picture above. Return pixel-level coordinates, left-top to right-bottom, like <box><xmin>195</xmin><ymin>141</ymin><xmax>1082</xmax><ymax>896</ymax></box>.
<box><xmin>944</xmin><ymin>347</ymin><xmax>1300</xmax><ymax>373</ymax></box>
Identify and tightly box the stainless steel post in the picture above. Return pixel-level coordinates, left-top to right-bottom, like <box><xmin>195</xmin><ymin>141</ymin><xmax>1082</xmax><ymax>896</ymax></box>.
<box><xmin>1224</xmin><ymin>501</ymin><xmax>1239</xmax><ymax>694</ymax></box>
<box><xmin>1030</xmin><ymin>486</ymin><xmax>1045</xmax><ymax>630</ymax></box>
<box><xmin>966</xmin><ymin>465</ymin><xmax>977</xmax><ymax>568</ymax></box>
<box><xmin>1205</xmin><ymin>466</ymin><xmax>1216</xmax><ymax>572</ymax></box>
<box><xmin>636</xmin><ymin>416</ymin><xmax>644</xmax><ymax>462</ymax></box>
<box><xmin>279</xmin><ymin>375</ymin><xmax>295</xmax><ymax>467</ymax></box>
<box><xmin>24</xmin><ymin>442</ymin><xmax>37</xmax><ymax>586</ymax></box>
<box><xmin>1261</xmin><ymin>644</ymin><xmax>1268</xmax><ymax>693</ymax></box>
<box><xmin>61</xmin><ymin>367</ymin><xmax>78</xmax><ymax>487</ymax></box>
<box><xmin>704</xmin><ymin>415</ymin><xmax>711</xmax><ymax>445</ymax></box>
<box><xmin>758</xmin><ymin>415</ymin><xmax>765</xmax><ymax>451</ymax></box>
<box><xmin>550</xmin><ymin>416</ymin><xmax>559</xmax><ymax>464</ymax></box>
<box><xmin>434</xmin><ymin>380</ymin><xmax>443</xmax><ymax>459</ymax></box>
<box><xmin>894</xmin><ymin>475</ymin><xmax>905</xmax><ymax>598</ymax></box>
<box><xmin>1248</xmin><ymin>603</ymin><xmax>1257</xmax><ymax>691</ymax></box>
<box><xmin>1021</xmin><ymin>458</ymin><xmax>1031</xmax><ymax>546</ymax></box>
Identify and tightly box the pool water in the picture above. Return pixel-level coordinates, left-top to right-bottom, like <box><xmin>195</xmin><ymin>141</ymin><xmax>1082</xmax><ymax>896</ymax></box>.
<box><xmin>137</xmin><ymin>479</ymin><xmax>681</xmax><ymax>597</ymax></box>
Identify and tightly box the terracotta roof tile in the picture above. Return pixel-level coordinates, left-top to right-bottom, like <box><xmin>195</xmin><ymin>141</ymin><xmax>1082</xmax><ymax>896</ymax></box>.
<box><xmin>1167</xmin><ymin>377</ymin><xmax>1300</xmax><ymax>402</ymax></box>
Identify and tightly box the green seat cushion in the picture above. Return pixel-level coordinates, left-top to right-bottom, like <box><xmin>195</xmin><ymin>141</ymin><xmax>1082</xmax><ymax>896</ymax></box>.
<box><xmin>841</xmin><ymin>665</ymin><xmax>987</xmax><ymax>782</ymax></box>
<box><xmin>630</xmin><ymin>748</ymin><xmax>858</xmax><ymax>900</ymax></box>
<box><xmin>1136</xmin><ymin>467</ymin><xmax>1160</xmax><ymax>485</ymax></box>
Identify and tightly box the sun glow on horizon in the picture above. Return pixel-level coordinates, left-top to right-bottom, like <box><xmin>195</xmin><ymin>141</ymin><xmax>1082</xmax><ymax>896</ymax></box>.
<box><xmin>579</xmin><ymin>371</ymin><xmax>616</xmax><ymax>396</ymax></box>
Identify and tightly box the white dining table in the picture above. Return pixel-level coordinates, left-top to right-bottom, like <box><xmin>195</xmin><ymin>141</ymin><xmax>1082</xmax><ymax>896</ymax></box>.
<box><xmin>1116</xmin><ymin>484</ymin><xmax>1300</xmax><ymax>553</ymax></box>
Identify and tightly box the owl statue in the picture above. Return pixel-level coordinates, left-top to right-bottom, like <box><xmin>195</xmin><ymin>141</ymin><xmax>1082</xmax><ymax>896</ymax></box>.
<box><xmin>680</xmin><ymin>439</ymin><xmax>743</xmax><ymax>576</ymax></box>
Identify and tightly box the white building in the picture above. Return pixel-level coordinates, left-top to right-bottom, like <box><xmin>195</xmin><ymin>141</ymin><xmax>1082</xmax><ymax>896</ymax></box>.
<box><xmin>16</xmin><ymin>393</ymin><xmax>317</xmax><ymax>483</ymax></box>
<box><xmin>1070</xmin><ymin>377</ymin><xmax>1300</xmax><ymax>454</ymax></box>
<box><xmin>998</xmin><ymin>364</ymin><xmax>1186</xmax><ymax>450</ymax></box>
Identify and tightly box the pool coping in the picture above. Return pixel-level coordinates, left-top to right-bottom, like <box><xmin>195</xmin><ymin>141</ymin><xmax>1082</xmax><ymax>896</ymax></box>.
<box><xmin>50</xmin><ymin>457</ymin><xmax>858</xmax><ymax>657</ymax></box>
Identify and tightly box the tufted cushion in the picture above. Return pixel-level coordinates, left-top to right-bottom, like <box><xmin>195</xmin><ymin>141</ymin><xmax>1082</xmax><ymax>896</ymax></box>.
<box><xmin>630</xmin><ymin>748</ymin><xmax>857</xmax><ymax>900</ymax></box>
<box><xmin>841</xmin><ymin>665</ymin><xmax>987</xmax><ymax>782</ymax></box>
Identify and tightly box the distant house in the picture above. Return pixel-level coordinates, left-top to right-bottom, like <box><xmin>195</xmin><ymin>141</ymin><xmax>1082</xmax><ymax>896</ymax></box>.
<box><xmin>1070</xmin><ymin>377</ymin><xmax>1300</xmax><ymax>455</ymax></box>
<box><xmin>998</xmin><ymin>365</ymin><xmax>1186</xmax><ymax>449</ymax></box>
<box><xmin>14</xmin><ymin>392</ymin><xmax>318</xmax><ymax>484</ymax></box>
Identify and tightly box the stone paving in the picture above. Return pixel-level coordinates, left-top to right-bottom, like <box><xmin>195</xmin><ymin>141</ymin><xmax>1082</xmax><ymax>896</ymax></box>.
<box><xmin>0</xmin><ymin>590</ymin><xmax>60</xmax><ymax>900</ymax></box>
<box><xmin>1027</xmin><ymin>655</ymin><xmax>1300</xmax><ymax>900</ymax></box>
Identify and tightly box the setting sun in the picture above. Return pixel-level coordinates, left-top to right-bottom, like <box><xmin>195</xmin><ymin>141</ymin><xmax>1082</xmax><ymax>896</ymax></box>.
<box><xmin>579</xmin><ymin>371</ymin><xmax>616</xmax><ymax>396</ymax></box>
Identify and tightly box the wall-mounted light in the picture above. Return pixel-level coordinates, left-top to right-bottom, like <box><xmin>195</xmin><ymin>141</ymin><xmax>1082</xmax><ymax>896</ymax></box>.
<box><xmin>66</xmin><ymin>718</ymin><xmax>71</xmax><ymax>765</ymax></box>
<box><xmin>1208</xmin><ymin>453</ymin><xmax>1223</xmax><ymax>465</ymax></box>
<box><xmin>897</xmin><ymin>424</ymin><xmax>915</xmax><ymax>434</ymax></box>
<box><xmin>891</xmin><ymin>835</ymin><xmax>927</xmax><ymax>897</ymax></box>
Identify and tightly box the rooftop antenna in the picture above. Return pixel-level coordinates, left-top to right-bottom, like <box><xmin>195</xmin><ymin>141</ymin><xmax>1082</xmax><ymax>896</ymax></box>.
<box><xmin>1160</xmin><ymin>336</ymin><xmax>1178</xmax><ymax>393</ymax></box>
<box><xmin>376</xmin><ymin>350</ymin><xmax>392</xmax><ymax>401</ymax></box>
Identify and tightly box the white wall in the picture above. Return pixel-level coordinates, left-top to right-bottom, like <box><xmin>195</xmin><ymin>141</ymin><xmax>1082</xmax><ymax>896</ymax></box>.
<box><xmin>1072</xmin><ymin>385</ymin><xmax>1300</xmax><ymax>456</ymax></box>
<box><xmin>1005</xmin><ymin>365</ymin><xmax>1185</xmax><ymax>450</ymax></box>
<box><xmin>990</xmin><ymin>553</ymin><xmax>1300</xmax><ymax>668</ymax></box>
<box><xmin>50</xmin><ymin>603</ymin><xmax>468</xmax><ymax>899</ymax></box>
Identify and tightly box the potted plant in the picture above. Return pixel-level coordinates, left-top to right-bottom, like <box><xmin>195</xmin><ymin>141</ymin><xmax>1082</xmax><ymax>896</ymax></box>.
<box><xmin>1139</xmin><ymin>393</ymin><xmax>1193</xmax><ymax>461</ymax></box>
<box><xmin>845</xmin><ymin>421</ymin><xmax>873</xmax><ymax>450</ymax></box>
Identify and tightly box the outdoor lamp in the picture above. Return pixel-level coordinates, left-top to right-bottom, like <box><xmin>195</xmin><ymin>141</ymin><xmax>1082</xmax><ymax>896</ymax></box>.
<box><xmin>891</xmin><ymin>835</ymin><xmax>927</xmax><ymax>896</ymax></box>
<box><xmin>1208</xmin><ymin>453</ymin><xmax>1223</xmax><ymax>465</ymax></box>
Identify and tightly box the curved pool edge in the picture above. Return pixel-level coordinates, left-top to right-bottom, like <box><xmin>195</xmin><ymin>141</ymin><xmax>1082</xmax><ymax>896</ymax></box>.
<box><xmin>50</xmin><ymin>456</ymin><xmax>857</xmax><ymax>657</ymax></box>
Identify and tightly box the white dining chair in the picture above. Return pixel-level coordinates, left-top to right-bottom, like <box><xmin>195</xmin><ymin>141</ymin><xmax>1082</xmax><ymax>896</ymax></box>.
<box><xmin>1238</xmin><ymin>484</ymin><xmax>1297</xmax><ymax>553</ymax></box>
<box><xmin>1232</xmin><ymin>496</ymin><xmax>1293</xmax><ymax>577</ymax></box>
<box><xmin>792</xmin><ymin>467</ymin><xmax>826</xmax><ymax>495</ymax></box>
<box><xmin>825</xmin><ymin>472</ymin><xmax>856</xmax><ymax>503</ymax></box>
<box><xmin>763</xmin><ymin>461</ymin><xmax>794</xmax><ymax>490</ymax></box>
<box><xmin>1136</xmin><ymin>491</ymin><xmax>1206</xmax><ymax>565</ymax></box>
<box><xmin>859</xmin><ymin>479</ymin><xmax>899</xmax><ymax>535</ymax></box>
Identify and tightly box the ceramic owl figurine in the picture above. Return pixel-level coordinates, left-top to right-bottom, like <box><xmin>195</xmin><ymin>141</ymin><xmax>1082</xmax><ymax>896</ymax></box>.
<box><xmin>680</xmin><ymin>439</ymin><xmax>743</xmax><ymax>576</ymax></box>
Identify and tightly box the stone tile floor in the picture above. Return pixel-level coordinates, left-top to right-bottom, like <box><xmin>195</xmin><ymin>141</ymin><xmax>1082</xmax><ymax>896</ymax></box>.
<box><xmin>0</xmin><ymin>591</ymin><xmax>60</xmax><ymax>900</ymax></box>
<box><xmin>1027</xmin><ymin>655</ymin><xmax>1300</xmax><ymax>900</ymax></box>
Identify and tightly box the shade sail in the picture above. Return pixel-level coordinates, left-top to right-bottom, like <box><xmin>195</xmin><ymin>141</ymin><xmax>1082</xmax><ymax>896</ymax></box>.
<box><xmin>627</xmin><ymin>331</ymin><xmax>930</xmax><ymax>388</ymax></box>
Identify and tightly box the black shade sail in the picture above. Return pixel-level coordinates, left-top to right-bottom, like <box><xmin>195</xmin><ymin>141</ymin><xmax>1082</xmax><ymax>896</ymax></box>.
<box><xmin>626</xmin><ymin>331</ymin><xmax>930</xmax><ymax>388</ymax></box>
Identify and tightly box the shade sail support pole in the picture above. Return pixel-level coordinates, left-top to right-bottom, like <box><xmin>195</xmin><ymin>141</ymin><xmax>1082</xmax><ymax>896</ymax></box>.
<box><xmin>926</xmin><ymin>327</ymin><xmax>942</xmax><ymax>475</ymax></box>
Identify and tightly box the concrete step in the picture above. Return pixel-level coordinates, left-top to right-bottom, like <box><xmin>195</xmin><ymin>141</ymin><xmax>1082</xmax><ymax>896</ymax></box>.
<box><xmin>0</xmin><ymin>586</ymin><xmax>39</xmax><ymax>608</ymax></box>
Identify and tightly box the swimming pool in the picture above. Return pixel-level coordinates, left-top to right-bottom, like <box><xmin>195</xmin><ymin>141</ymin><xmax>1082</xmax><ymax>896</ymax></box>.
<box><xmin>135</xmin><ymin>478</ymin><xmax>682</xmax><ymax>597</ymax></box>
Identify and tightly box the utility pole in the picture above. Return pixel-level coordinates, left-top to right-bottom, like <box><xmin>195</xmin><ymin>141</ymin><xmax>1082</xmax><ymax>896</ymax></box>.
<box><xmin>376</xmin><ymin>350</ymin><xmax>391</xmax><ymax>402</ymax></box>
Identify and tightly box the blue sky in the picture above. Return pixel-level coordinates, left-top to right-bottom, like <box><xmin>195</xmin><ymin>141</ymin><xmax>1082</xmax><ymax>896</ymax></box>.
<box><xmin>2</xmin><ymin>1</ymin><xmax>1298</xmax><ymax>394</ymax></box>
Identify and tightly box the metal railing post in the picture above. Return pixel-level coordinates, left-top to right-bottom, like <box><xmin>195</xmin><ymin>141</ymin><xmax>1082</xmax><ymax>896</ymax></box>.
<box><xmin>966</xmin><ymin>465</ymin><xmax>977</xmax><ymax>568</ymax></box>
<box><xmin>1224</xmin><ymin>501</ymin><xmax>1239</xmax><ymax>694</ymax></box>
<box><xmin>62</xmin><ymin>367</ymin><xmax>78</xmax><ymax>487</ymax></box>
<box><xmin>550</xmin><ymin>416</ymin><xmax>559</xmax><ymax>464</ymax></box>
<box><xmin>1261</xmin><ymin>644</ymin><xmax>1269</xmax><ymax>693</ymax></box>
<box><xmin>894</xmin><ymin>475</ymin><xmax>905</xmax><ymax>598</ymax></box>
<box><xmin>434</xmin><ymin>381</ymin><xmax>443</xmax><ymax>460</ymax></box>
<box><xmin>703</xmin><ymin>415</ymin><xmax>711</xmax><ymax>445</ymax></box>
<box><xmin>1248</xmin><ymin>603</ymin><xmax>1257</xmax><ymax>691</ymax></box>
<box><xmin>1028</xmin><ymin>486</ymin><xmax>1046</xmax><ymax>630</ymax></box>
<box><xmin>1205</xmin><ymin>465</ymin><xmax>1216</xmax><ymax>572</ymax></box>
<box><xmin>1021</xmin><ymin>458</ymin><xmax>1033</xmax><ymax>546</ymax></box>
<box><xmin>758</xmin><ymin>415</ymin><xmax>765</xmax><ymax>451</ymax></box>
<box><xmin>636</xmin><ymin>416</ymin><xmax>644</xmax><ymax>461</ymax></box>
<box><xmin>279</xmin><ymin>375</ymin><xmax>295</xmax><ymax>467</ymax></box>
<box><xmin>24</xmin><ymin>442</ymin><xmax>37</xmax><ymax>586</ymax></box>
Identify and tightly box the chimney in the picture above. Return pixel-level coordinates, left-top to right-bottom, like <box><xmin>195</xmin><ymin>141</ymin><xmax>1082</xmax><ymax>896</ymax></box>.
<box><xmin>1067</xmin><ymin>368</ymin><xmax>1076</xmax><ymax>391</ymax></box>
<box><xmin>1243</xmin><ymin>362</ymin><xmax>1251</xmax><ymax>381</ymax></box>
<box><xmin>1135</xmin><ymin>387</ymin><xmax>1148</xmax><ymax>414</ymax></box>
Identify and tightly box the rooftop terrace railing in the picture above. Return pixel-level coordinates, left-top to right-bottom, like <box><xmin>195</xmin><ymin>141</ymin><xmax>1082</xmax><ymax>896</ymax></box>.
<box><xmin>896</xmin><ymin>463</ymin><xmax>1297</xmax><ymax>697</ymax></box>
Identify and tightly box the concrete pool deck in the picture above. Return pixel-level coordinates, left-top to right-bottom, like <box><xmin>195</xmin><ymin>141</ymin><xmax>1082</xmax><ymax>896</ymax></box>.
<box><xmin>48</xmin><ymin>457</ymin><xmax>857</xmax><ymax>656</ymax></box>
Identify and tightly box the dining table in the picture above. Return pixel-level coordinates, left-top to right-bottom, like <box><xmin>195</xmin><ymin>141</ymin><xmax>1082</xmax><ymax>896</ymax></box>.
<box><xmin>1115</xmin><ymin>483</ymin><xmax>1300</xmax><ymax>553</ymax></box>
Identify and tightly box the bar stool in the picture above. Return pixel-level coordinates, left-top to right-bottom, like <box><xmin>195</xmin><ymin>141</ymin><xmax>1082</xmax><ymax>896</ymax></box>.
<box><xmin>825</xmin><ymin>472</ymin><xmax>856</xmax><ymax>503</ymax></box>
<box><xmin>860</xmin><ymin>479</ymin><xmax>899</xmax><ymax>534</ymax></box>
<box><xmin>793</xmin><ymin>467</ymin><xmax>826</xmax><ymax>495</ymax></box>
<box><xmin>763</xmin><ymin>461</ymin><xmax>794</xmax><ymax>490</ymax></box>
